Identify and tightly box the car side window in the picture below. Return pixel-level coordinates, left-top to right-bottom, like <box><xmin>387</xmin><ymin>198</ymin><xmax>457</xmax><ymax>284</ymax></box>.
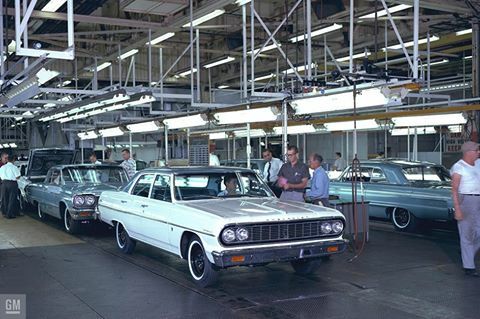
<box><xmin>50</xmin><ymin>169</ymin><xmax>61</xmax><ymax>185</ymax></box>
<box><xmin>371</xmin><ymin>168</ymin><xmax>387</xmax><ymax>183</ymax></box>
<box><xmin>150</xmin><ymin>174</ymin><xmax>172</xmax><ymax>202</ymax></box>
<box><xmin>131</xmin><ymin>174</ymin><xmax>154</xmax><ymax>197</ymax></box>
<box><xmin>341</xmin><ymin>167</ymin><xmax>371</xmax><ymax>182</ymax></box>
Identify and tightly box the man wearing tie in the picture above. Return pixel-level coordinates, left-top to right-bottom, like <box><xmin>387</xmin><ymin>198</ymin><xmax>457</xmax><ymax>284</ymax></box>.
<box><xmin>262</xmin><ymin>149</ymin><xmax>283</xmax><ymax>197</ymax></box>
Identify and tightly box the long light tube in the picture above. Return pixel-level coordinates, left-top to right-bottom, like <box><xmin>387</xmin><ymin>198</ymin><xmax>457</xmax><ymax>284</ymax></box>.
<box><xmin>126</xmin><ymin>121</ymin><xmax>161</xmax><ymax>133</ymax></box>
<box><xmin>119</xmin><ymin>49</ymin><xmax>139</xmax><ymax>60</ymax></box>
<box><xmin>234</xmin><ymin>129</ymin><xmax>266</xmax><ymax>138</ymax></box>
<box><xmin>182</xmin><ymin>9</ymin><xmax>225</xmax><ymax>28</ymax></box>
<box><xmin>99</xmin><ymin>127</ymin><xmax>126</xmax><ymax>137</ymax></box>
<box><xmin>247</xmin><ymin>44</ymin><xmax>280</xmax><ymax>55</ymax></box>
<box><xmin>337</xmin><ymin>52</ymin><xmax>371</xmax><ymax>62</ymax></box>
<box><xmin>392</xmin><ymin>114</ymin><xmax>466</xmax><ymax>127</ymax></box>
<box><xmin>209</xmin><ymin>132</ymin><xmax>228</xmax><ymax>140</ymax></box>
<box><xmin>391</xmin><ymin>127</ymin><xmax>436</xmax><ymax>136</ymax></box>
<box><xmin>95</xmin><ymin>62</ymin><xmax>111</xmax><ymax>72</ymax></box>
<box><xmin>359</xmin><ymin>4</ymin><xmax>412</xmax><ymax>19</ymax></box>
<box><xmin>147</xmin><ymin>32</ymin><xmax>175</xmax><ymax>46</ymax></box>
<box><xmin>385</xmin><ymin>35</ymin><xmax>439</xmax><ymax>50</ymax></box>
<box><xmin>204</xmin><ymin>56</ymin><xmax>235</xmax><ymax>69</ymax></box>
<box><xmin>163</xmin><ymin>114</ymin><xmax>208</xmax><ymax>129</ymax></box>
<box><xmin>42</xmin><ymin>0</ymin><xmax>67</xmax><ymax>12</ymax></box>
<box><xmin>290</xmin><ymin>24</ymin><xmax>343</xmax><ymax>43</ymax></box>
<box><xmin>214</xmin><ymin>107</ymin><xmax>279</xmax><ymax>125</ymax></box>
<box><xmin>77</xmin><ymin>130</ymin><xmax>99</xmax><ymax>140</ymax></box>
<box><xmin>273</xmin><ymin>125</ymin><xmax>317</xmax><ymax>135</ymax></box>
<box><xmin>325</xmin><ymin>120</ymin><xmax>379</xmax><ymax>131</ymax></box>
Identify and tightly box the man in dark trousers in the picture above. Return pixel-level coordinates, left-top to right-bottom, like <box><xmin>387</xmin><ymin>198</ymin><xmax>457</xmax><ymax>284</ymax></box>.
<box><xmin>0</xmin><ymin>152</ymin><xmax>8</xmax><ymax>217</ymax></box>
<box><xmin>0</xmin><ymin>155</ymin><xmax>21</xmax><ymax>219</ymax></box>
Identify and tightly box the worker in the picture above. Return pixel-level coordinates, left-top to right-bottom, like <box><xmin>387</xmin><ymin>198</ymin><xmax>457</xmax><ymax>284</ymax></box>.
<box><xmin>451</xmin><ymin>141</ymin><xmax>480</xmax><ymax>277</ymax></box>
<box><xmin>89</xmin><ymin>152</ymin><xmax>101</xmax><ymax>165</ymax></box>
<box><xmin>305</xmin><ymin>153</ymin><xmax>330</xmax><ymax>207</ymax></box>
<box><xmin>120</xmin><ymin>148</ymin><xmax>136</xmax><ymax>179</ymax></box>
<box><xmin>209</xmin><ymin>143</ymin><xmax>220</xmax><ymax>166</ymax></box>
<box><xmin>0</xmin><ymin>152</ymin><xmax>8</xmax><ymax>217</ymax></box>
<box><xmin>277</xmin><ymin>145</ymin><xmax>309</xmax><ymax>202</ymax></box>
<box><xmin>262</xmin><ymin>149</ymin><xmax>283</xmax><ymax>197</ymax></box>
<box><xmin>332</xmin><ymin>152</ymin><xmax>347</xmax><ymax>171</ymax></box>
<box><xmin>0</xmin><ymin>155</ymin><xmax>21</xmax><ymax>219</ymax></box>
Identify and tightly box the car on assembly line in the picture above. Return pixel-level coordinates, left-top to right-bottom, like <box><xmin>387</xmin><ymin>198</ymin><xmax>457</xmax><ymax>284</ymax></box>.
<box><xmin>98</xmin><ymin>166</ymin><xmax>347</xmax><ymax>287</ymax></box>
<box><xmin>329</xmin><ymin>159</ymin><xmax>454</xmax><ymax>232</ymax></box>
<box><xmin>25</xmin><ymin>164</ymin><xmax>129</xmax><ymax>233</ymax></box>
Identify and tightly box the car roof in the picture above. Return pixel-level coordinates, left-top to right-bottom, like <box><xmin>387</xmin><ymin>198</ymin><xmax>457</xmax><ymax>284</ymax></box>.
<box><xmin>52</xmin><ymin>164</ymin><xmax>123</xmax><ymax>169</ymax></box>
<box><xmin>359</xmin><ymin>159</ymin><xmax>441</xmax><ymax>168</ymax></box>
<box><xmin>138</xmin><ymin>166</ymin><xmax>255</xmax><ymax>174</ymax></box>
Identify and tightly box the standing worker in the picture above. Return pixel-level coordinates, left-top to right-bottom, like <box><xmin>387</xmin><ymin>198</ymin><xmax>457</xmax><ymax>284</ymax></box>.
<box><xmin>332</xmin><ymin>152</ymin><xmax>347</xmax><ymax>171</ymax></box>
<box><xmin>262</xmin><ymin>149</ymin><xmax>283</xmax><ymax>197</ymax></box>
<box><xmin>451</xmin><ymin>141</ymin><xmax>480</xmax><ymax>276</ymax></box>
<box><xmin>305</xmin><ymin>153</ymin><xmax>330</xmax><ymax>207</ymax></box>
<box><xmin>277</xmin><ymin>146</ymin><xmax>309</xmax><ymax>202</ymax></box>
<box><xmin>120</xmin><ymin>148</ymin><xmax>136</xmax><ymax>179</ymax></box>
<box><xmin>0</xmin><ymin>152</ymin><xmax>8</xmax><ymax>217</ymax></box>
<box><xmin>0</xmin><ymin>155</ymin><xmax>21</xmax><ymax>219</ymax></box>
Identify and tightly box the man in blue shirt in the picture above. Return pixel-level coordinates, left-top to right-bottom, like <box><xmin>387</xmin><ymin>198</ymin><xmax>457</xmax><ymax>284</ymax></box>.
<box><xmin>305</xmin><ymin>153</ymin><xmax>330</xmax><ymax>207</ymax></box>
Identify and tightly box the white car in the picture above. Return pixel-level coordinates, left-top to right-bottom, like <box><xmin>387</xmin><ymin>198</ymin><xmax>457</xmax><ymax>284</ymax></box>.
<box><xmin>98</xmin><ymin>167</ymin><xmax>347</xmax><ymax>287</ymax></box>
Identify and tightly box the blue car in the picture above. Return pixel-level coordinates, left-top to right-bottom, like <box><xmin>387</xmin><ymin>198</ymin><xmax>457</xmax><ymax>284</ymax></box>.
<box><xmin>329</xmin><ymin>159</ymin><xmax>454</xmax><ymax>232</ymax></box>
<box><xmin>25</xmin><ymin>164</ymin><xmax>129</xmax><ymax>234</ymax></box>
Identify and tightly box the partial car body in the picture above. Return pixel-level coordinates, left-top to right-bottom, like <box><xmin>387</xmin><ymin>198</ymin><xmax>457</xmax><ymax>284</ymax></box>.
<box><xmin>98</xmin><ymin>166</ymin><xmax>347</xmax><ymax>287</ymax></box>
<box><xmin>26</xmin><ymin>164</ymin><xmax>129</xmax><ymax>233</ymax></box>
<box><xmin>329</xmin><ymin>159</ymin><xmax>454</xmax><ymax>232</ymax></box>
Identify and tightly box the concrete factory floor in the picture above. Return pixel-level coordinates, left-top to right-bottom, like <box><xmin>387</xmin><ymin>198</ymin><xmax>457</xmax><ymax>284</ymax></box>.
<box><xmin>0</xmin><ymin>212</ymin><xmax>478</xmax><ymax>319</ymax></box>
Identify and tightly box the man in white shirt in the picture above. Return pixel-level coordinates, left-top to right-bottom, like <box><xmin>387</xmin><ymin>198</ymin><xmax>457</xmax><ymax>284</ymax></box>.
<box><xmin>0</xmin><ymin>156</ymin><xmax>21</xmax><ymax>218</ymax></box>
<box><xmin>262</xmin><ymin>149</ymin><xmax>283</xmax><ymax>197</ymax></box>
<box><xmin>120</xmin><ymin>149</ymin><xmax>136</xmax><ymax>179</ymax></box>
<box><xmin>451</xmin><ymin>141</ymin><xmax>480</xmax><ymax>276</ymax></box>
<box><xmin>332</xmin><ymin>152</ymin><xmax>347</xmax><ymax>171</ymax></box>
<box><xmin>89</xmin><ymin>152</ymin><xmax>101</xmax><ymax>165</ymax></box>
<box><xmin>209</xmin><ymin>143</ymin><xmax>220</xmax><ymax>166</ymax></box>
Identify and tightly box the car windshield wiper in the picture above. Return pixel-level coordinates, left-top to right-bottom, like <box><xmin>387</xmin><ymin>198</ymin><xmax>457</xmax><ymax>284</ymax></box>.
<box><xmin>180</xmin><ymin>195</ymin><xmax>219</xmax><ymax>200</ymax></box>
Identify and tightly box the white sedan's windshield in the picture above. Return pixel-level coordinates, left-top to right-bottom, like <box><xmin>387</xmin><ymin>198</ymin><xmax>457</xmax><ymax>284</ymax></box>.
<box><xmin>174</xmin><ymin>172</ymin><xmax>273</xmax><ymax>201</ymax></box>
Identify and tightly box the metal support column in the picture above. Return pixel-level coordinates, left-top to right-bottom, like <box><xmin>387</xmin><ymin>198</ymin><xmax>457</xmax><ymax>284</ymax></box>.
<box><xmin>196</xmin><ymin>28</ymin><xmax>201</xmax><ymax>103</ymax></box>
<box><xmin>439</xmin><ymin>130</ymin><xmax>443</xmax><ymax>165</ymax></box>
<box><xmin>189</xmin><ymin>0</ymin><xmax>194</xmax><ymax>106</ymax></box>
<box><xmin>160</xmin><ymin>47</ymin><xmax>164</xmax><ymax>108</ymax></box>
<box><xmin>282</xmin><ymin>99</ymin><xmax>288</xmax><ymax>162</ymax></box>
<box><xmin>306</xmin><ymin>0</ymin><xmax>312</xmax><ymax>80</ymax></box>
<box><xmin>164</xmin><ymin>125</ymin><xmax>169</xmax><ymax>164</ymax></box>
<box><xmin>129</xmin><ymin>132</ymin><xmax>133</xmax><ymax>156</ymax></box>
<box><xmin>349</xmin><ymin>0</ymin><xmax>354</xmax><ymax>73</ymax></box>
<box><xmin>472</xmin><ymin>19</ymin><xmax>480</xmax><ymax>98</ymax></box>
<box><xmin>148</xmin><ymin>29</ymin><xmax>152</xmax><ymax>87</ymax></box>
<box><xmin>102</xmin><ymin>137</ymin><xmax>105</xmax><ymax>161</ymax></box>
<box><xmin>407</xmin><ymin>127</ymin><xmax>410</xmax><ymax>161</ymax></box>
<box><xmin>413</xmin><ymin>0</ymin><xmax>419</xmax><ymax>79</ymax></box>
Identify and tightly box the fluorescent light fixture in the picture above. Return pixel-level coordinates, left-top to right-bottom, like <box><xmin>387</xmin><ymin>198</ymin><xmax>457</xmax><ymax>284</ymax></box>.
<box><xmin>204</xmin><ymin>56</ymin><xmax>235</xmax><ymax>69</ymax></box>
<box><xmin>95</xmin><ymin>62</ymin><xmax>111</xmax><ymax>72</ymax></box>
<box><xmin>392</xmin><ymin>114</ymin><xmax>467</xmax><ymax>127</ymax></box>
<box><xmin>147</xmin><ymin>32</ymin><xmax>175</xmax><ymax>46</ymax></box>
<box><xmin>449</xmin><ymin>125</ymin><xmax>462</xmax><ymax>133</ymax></box>
<box><xmin>290</xmin><ymin>24</ymin><xmax>343</xmax><ymax>43</ymax></box>
<box><xmin>163</xmin><ymin>114</ymin><xmax>208</xmax><ymax>129</ymax></box>
<box><xmin>99</xmin><ymin>127</ymin><xmax>126</xmax><ymax>137</ymax></box>
<box><xmin>359</xmin><ymin>4</ymin><xmax>412</xmax><ymax>19</ymax></box>
<box><xmin>456</xmin><ymin>29</ymin><xmax>472</xmax><ymax>36</ymax></box>
<box><xmin>283</xmin><ymin>63</ymin><xmax>316</xmax><ymax>75</ymax></box>
<box><xmin>293</xmin><ymin>87</ymin><xmax>399</xmax><ymax>115</ymax></box>
<box><xmin>420</xmin><ymin>82</ymin><xmax>470</xmax><ymax>92</ymax></box>
<box><xmin>253</xmin><ymin>73</ymin><xmax>275</xmax><ymax>81</ymax></box>
<box><xmin>336</xmin><ymin>52</ymin><xmax>371</xmax><ymax>62</ymax></box>
<box><xmin>36</xmin><ymin>68</ymin><xmax>60</xmax><ymax>85</ymax></box>
<box><xmin>385</xmin><ymin>35</ymin><xmax>439</xmax><ymax>50</ymax></box>
<box><xmin>419</xmin><ymin>59</ymin><xmax>449</xmax><ymax>67</ymax></box>
<box><xmin>126</xmin><ymin>121</ymin><xmax>161</xmax><ymax>133</ymax></box>
<box><xmin>77</xmin><ymin>131</ymin><xmax>99</xmax><ymax>140</ymax></box>
<box><xmin>42</xmin><ymin>0</ymin><xmax>67</xmax><ymax>12</ymax></box>
<box><xmin>85</xmin><ymin>109</ymin><xmax>106</xmax><ymax>116</ymax></box>
<box><xmin>178</xmin><ymin>68</ymin><xmax>197</xmax><ymax>77</ymax></box>
<box><xmin>182</xmin><ymin>9</ymin><xmax>225</xmax><ymax>28</ymax></box>
<box><xmin>119</xmin><ymin>49</ymin><xmax>139</xmax><ymax>60</ymax></box>
<box><xmin>2</xmin><ymin>144</ymin><xmax>10</xmax><ymax>148</ymax></box>
<box><xmin>273</xmin><ymin>125</ymin><xmax>317</xmax><ymax>135</ymax></box>
<box><xmin>391</xmin><ymin>127</ymin><xmax>436</xmax><ymax>136</ymax></box>
<box><xmin>218</xmin><ymin>85</ymin><xmax>230</xmax><ymax>89</ymax></box>
<box><xmin>209</xmin><ymin>132</ymin><xmax>228</xmax><ymax>140</ymax></box>
<box><xmin>235</xmin><ymin>0</ymin><xmax>251</xmax><ymax>5</ymax></box>
<box><xmin>248</xmin><ymin>44</ymin><xmax>280</xmax><ymax>55</ymax></box>
<box><xmin>464</xmin><ymin>55</ymin><xmax>472</xmax><ymax>60</ymax></box>
<box><xmin>214</xmin><ymin>107</ymin><xmax>279</xmax><ymax>125</ymax></box>
<box><xmin>234</xmin><ymin>129</ymin><xmax>266</xmax><ymax>138</ymax></box>
<box><xmin>325</xmin><ymin>120</ymin><xmax>379</xmax><ymax>131</ymax></box>
<box><xmin>57</xmin><ymin>80</ymin><xmax>71</xmax><ymax>87</ymax></box>
<box><xmin>124</xmin><ymin>95</ymin><xmax>156</xmax><ymax>107</ymax></box>
<box><xmin>9</xmin><ymin>143</ymin><xmax>17</xmax><ymax>148</ymax></box>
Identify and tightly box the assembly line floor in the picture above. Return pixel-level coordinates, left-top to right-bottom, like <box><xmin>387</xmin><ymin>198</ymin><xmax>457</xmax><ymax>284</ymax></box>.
<box><xmin>0</xmin><ymin>213</ymin><xmax>479</xmax><ymax>319</ymax></box>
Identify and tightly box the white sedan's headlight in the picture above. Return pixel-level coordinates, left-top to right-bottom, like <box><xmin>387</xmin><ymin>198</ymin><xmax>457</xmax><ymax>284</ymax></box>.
<box><xmin>332</xmin><ymin>221</ymin><xmax>344</xmax><ymax>233</ymax></box>
<box><xmin>235</xmin><ymin>227</ymin><xmax>249</xmax><ymax>241</ymax></box>
<box><xmin>321</xmin><ymin>222</ymin><xmax>332</xmax><ymax>234</ymax></box>
<box><xmin>73</xmin><ymin>195</ymin><xmax>85</xmax><ymax>206</ymax></box>
<box><xmin>222</xmin><ymin>228</ymin><xmax>236</xmax><ymax>243</ymax></box>
<box><xmin>85</xmin><ymin>195</ymin><xmax>96</xmax><ymax>206</ymax></box>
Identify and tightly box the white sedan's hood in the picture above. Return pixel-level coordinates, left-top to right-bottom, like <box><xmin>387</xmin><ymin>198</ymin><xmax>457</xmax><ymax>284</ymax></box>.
<box><xmin>178</xmin><ymin>197</ymin><xmax>344</xmax><ymax>223</ymax></box>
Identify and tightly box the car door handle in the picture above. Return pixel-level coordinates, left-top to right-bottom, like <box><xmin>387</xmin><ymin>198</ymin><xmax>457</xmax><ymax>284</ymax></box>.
<box><xmin>141</xmin><ymin>204</ymin><xmax>148</xmax><ymax>208</ymax></box>
<box><xmin>121</xmin><ymin>200</ymin><xmax>128</xmax><ymax>204</ymax></box>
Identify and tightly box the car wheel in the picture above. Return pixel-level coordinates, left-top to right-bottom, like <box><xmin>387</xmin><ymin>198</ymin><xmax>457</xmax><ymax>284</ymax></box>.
<box><xmin>187</xmin><ymin>235</ymin><xmax>218</xmax><ymax>287</ymax></box>
<box><xmin>291</xmin><ymin>258</ymin><xmax>322</xmax><ymax>275</ymax></box>
<box><xmin>37</xmin><ymin>204</ymin><xmax>46</xmax><ymax>220</ymax></box>
<box><xmin>116</xmin><ymin>222</ymin><xmax>136</xmax><ymax>254</ymax></box>
<box><xmin>63</xmin><ymin>207</ymin><xmax>80</xmax><ymax>234</ymax></box>
<box><xmin>391</xmin><ymin>207</ymin><xmax>417</xmax><ymax>232</ymax></box>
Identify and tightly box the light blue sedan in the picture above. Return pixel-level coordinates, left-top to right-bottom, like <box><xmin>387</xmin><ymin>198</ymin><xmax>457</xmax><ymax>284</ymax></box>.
<box><xmin>329</xmin><ymin>159</ymin><xmax>454</xmax><ymax>232</ymax></box>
